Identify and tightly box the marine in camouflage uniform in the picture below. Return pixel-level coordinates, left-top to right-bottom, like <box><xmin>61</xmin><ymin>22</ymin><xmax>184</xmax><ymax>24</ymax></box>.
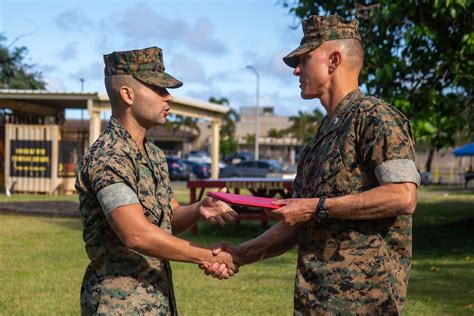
<box><xmin>282</xmin><ymin>15</ymin><xmax>421</xmax><ymax>315</ymax></box>
<box><xmin>205</xmin><ymin>15</ymin><xmax>420</xmax><ymax>315</ymax></box>
<box><xmin>76</xmin><ymin>47</ymin><xmax>237</xmax><ymax>315</ymax></box>
<box><xmin>291</xmin><ymin>89</ymin><xmax>418</xmax><ymax>314</ymax></box>
<box><xmin>76</xmin><ymin>117</ymin><xmax>177</xmax><ymax>314</ymax></box>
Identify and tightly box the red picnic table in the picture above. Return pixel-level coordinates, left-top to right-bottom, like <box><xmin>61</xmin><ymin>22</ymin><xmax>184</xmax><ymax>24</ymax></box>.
<box><xmin>187</xmin><ymin>178</ymin><xmax>294</xmax><ymax>234</ymax></box>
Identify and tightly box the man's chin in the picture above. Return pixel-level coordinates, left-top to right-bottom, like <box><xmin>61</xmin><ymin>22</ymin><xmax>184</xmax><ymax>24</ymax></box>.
<box><xmin>300</xmin><ymin>93</ymin><xmax>313</xmax><ymax>100</ymax></box>
<box><xmin>157</xmin><ymin>118</ymin><xmax>167</xmax><ymax>125</ymax></box>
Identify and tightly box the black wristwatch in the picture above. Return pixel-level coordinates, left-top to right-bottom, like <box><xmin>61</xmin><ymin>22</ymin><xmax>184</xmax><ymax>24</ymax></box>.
<box><xmin>316</xmin><ymin>196</ymin><xmax>329</xmax><ymax>219</ymax></box>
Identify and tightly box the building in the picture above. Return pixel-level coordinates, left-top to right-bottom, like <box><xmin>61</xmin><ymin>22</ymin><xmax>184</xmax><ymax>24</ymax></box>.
<box><xmin>236</xmin><ymin>106</ymin><xmax>299</xmax><ymax>165</ymax></box>
<box><xmin>0</xmin><ymin>89</ymin><xmax>229</xmax><ymax>194</ymax></box>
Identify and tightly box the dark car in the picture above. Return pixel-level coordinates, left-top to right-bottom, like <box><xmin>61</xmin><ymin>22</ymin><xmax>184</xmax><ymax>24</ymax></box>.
<box><xmin>166</xmin><ymin>157</ymin><xmax>192</xmax><ymax>180</ymax></box>
<box><xmin>224</xmin><ymin>151</ymin><xmax>254</xmax><ymax>164</ymax></box>
<box><xmin>182</xmin><ymin>160</ymin><xmax>211</xmax><ymax>179</ymax></box>
<box><xmin>219</xmin><ymin>159</ymin><xmax>286</xmax><ymax>178</ymax></box>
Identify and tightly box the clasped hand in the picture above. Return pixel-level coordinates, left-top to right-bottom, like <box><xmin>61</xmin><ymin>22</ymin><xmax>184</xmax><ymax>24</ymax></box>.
<box><xmin>200</xmin><ymin>242</ymin><xmax>241</xmax><ymax>280</ymax></box>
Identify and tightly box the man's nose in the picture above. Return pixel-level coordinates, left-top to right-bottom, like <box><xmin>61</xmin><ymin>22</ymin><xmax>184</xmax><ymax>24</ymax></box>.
<box><xmin>163</xmin><ymin>91</ymin><xmax>173</xmax><ymax>102</ymax></box>
<box><xmin>293</xmin><ymin>65</ymin><xmax>301</xmax><ymax>76</ymax></box>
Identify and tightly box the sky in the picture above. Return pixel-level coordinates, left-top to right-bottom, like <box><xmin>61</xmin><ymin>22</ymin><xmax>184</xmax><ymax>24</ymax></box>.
<box><xmin>0</xmin><ymin>0</ymin><xmax>324</xmax><ymax>118</ymax></box>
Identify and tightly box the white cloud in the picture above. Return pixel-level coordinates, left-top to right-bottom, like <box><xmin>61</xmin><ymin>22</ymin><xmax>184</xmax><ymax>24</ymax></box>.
<box><xmin>169</xmin><ymin>53</ymin><xmax>207</xmax><ymax>83</ymax></box>
<box><xmin>44</xmin><ymin>75</ymin><xmax>67</xmax><ymax>91</ymax></box>
<box><xmin>68</xmin><ymin>62</ymin><xmax>103</xmax><ymax>83</ymax></box>
<box><xmin>113</xmin><ymin>3</ymin><xmax>227</xmax><ymax>55</ymax></box>
<box><xmin>242</xmin><ymin>48</ymin><xmax>294</xmax><ymax>84</ymax></box>
<box><xmin>57</xmin><ymin>42</ymin><xmax>79</xmax><ymax>60</ymax></box>
<box><xmin>54</xmin><ymin>9</ymin><xmax>93</xmax><ymax>32</ymax></box>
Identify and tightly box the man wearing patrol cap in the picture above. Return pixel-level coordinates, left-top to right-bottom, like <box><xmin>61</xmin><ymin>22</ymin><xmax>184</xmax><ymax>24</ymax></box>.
<box><xmin>76</xmin><ymin>46</ymin><xmax>240</xmax><ymax>315</ymax></box>
<box><xmin>205</xmin><ymin>15</ymin><xmax>420</xmax><ymax>314</ymax></box>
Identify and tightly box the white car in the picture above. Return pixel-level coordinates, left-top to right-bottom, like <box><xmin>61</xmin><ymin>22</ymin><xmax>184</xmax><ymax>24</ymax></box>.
<box><xmin>187</xmin><ymin>151</ymin><xmax>226</xmax><ymax>168</ymax></box>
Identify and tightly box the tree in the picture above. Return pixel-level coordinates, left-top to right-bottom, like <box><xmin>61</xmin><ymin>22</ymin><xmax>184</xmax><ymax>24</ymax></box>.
<box><xmin>281</xmin><ymin>1</ymin><xmax>473</xmax><ymax>171</ymax></box>
<box><xmin>267</xmin><ymin>128</ymin><xmax>285</xmax><ymax>138</ymax></box>
<box><xmin>0</xmin><ymin>34</ymin><xmax>46</xmax><ymax>89</ymax></box>
<box><xmin>164</xmin><ymin>114</ymin><xmax>201</xmax><ymax>137</ymax></box>
<box><xmin>287</xmin><ymin>108</ymin><xmax>324</xmax><ymax>143</ymax></box>
<box><xmin>209</xmin><ymin>97</ymin><xmax>239</xmax><ymax>156</ymax></box>
<box><xmin>244</xmin><ymin>134</ymin><xmax>256</xmax><ymax>145</ymax></box>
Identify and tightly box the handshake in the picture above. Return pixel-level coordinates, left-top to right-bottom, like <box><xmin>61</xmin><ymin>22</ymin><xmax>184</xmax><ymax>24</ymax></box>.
<box><xmin>199</xmin><ymin>242</ymin><xmax>243</xmax><ymax>280</ymax></box>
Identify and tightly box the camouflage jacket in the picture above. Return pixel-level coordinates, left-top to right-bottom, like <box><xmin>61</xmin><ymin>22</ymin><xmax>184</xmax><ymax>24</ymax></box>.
<box><xmin>75</xmin><ymin>117</ymin><xmax>176</xmax><ymax>315</ymax></box>
<box><xmin>292</xmin><ymin>89</ymin><xmax>418</xmax><ymax>315</ymax></box>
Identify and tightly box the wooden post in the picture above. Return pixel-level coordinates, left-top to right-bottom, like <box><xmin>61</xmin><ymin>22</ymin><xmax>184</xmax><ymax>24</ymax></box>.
<box><xmin>210</xmin><ymin>118</ymin><xmax>221</xmax><ymax>179</ymax></box>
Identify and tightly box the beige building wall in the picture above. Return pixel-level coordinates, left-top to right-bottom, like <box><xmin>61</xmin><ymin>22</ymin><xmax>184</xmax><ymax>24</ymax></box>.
<box><xmin>235</xmin><ymin>110</ymin><xmax>292</xmax><ymax>139</ymax></box>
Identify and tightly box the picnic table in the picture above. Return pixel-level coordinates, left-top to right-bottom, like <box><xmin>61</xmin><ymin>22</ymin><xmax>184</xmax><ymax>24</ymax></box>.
<box><xmin>187</xmin><ymin>178</ymin><xmax>294</xmax><ymax>234</ymax></box>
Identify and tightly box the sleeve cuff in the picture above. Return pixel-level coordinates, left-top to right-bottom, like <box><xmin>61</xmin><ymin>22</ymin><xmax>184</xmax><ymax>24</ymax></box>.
<box><xmin>97</xmin><ymin>183</ymin><xmax>140</xmax><ymax>215</ymax></box>
<box><xmin>375</xmin><ymin>159</ymin><xmax>421</xmax><ymax>187</ymax></box>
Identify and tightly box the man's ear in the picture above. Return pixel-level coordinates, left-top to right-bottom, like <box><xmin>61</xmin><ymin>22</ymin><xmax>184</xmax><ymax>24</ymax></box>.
<box><xmin>119</xmin><ymin>86</ymin><xmax>134</xmax><ymax>106</ymax></box>
<box><xmin>328</xmin><ymin>51</ymin><xmax>341</xmax><ymax>73</ymax></box>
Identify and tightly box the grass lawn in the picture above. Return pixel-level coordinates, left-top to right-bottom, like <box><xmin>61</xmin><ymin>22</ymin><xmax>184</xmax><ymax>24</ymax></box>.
<box><xmin>0</xmin><ymin>185</ymin><xmax>473</xmax><ymax>315</ymax></box>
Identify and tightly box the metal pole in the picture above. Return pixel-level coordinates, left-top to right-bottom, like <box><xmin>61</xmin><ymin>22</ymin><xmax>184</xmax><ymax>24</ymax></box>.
<box><xmin>246</xmin><ymin>65</ymin><xmax>260</xmax><ymax>160</ymax></box>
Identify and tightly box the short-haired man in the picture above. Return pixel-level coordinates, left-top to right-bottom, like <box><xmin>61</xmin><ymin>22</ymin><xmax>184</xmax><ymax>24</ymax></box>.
<box><xmin>76</xmin><ymin>46</ymin><xmax>239</xmax><ymax>315</ymax></box>
<box><xmin>206</xmin><ymin>15</ymin><xmax>420</xmax><ymax>314</ymax></box>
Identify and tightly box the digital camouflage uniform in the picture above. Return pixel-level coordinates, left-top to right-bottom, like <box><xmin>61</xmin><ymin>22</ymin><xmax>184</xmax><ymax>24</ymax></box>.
<box><xmin>292</xmin><ymin>89</ymin><xmax>419</xmax><ymax>315</ymax></box>
<box><xmin>76</xmin><ymin>117</ymin><xmax>176</xmax><ymax>315</ymax></box>
<box><xmin>75</xmin><ymin>47</ymin><xmax>182</xmax><ymax>315</ymax></box>
<box><xmin>283</xmin><ymin>16</ymin><xmax>420</xmax><ymax>315</ymax></box>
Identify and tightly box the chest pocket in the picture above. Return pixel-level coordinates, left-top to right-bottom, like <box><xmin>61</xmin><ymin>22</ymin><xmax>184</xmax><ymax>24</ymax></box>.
<box><xmin>135</xmin><ymin>160</ymin><xmax>172</xmax><ymax>230</ymax></box>
<box><xmin>300</xmin><ymin>135</ymin><xmax>344</xmax><ymax>198</ymax></box>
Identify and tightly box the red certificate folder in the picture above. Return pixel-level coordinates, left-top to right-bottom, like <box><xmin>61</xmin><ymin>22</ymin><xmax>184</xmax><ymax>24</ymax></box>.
<box><xmin>207</xmin><ymin>191</ymin><xmax>281</xmax><ymax>209</ymax></box>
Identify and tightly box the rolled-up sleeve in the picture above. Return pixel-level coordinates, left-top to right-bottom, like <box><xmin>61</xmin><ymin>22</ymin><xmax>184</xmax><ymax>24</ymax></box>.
<box><xmin>375</xmin><ymin>159</ymin><xmax>421</xmax><ymax>186</ymax></box>
<box><xmin>97</xmin><ymin>183</ymin><xmax>140</xmax><ymax>215</ymax></box>
<box><xmin>358</xmin><ymin>105</ymin><xmax>420</xmax><ymax>187</ymax></box>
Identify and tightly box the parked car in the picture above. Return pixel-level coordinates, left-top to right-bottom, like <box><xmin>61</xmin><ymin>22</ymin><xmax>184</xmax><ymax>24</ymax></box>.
<box><xmin>182</xmin><ymin>160</ymin><xmax>211</xmax><ymax>179</ymax></box>
<box><xmin>166</xmin><ymin>157</ymin><xmax>192</xmax><ymax>180</ymax></box>
<box><xmin>224</xmin><ymin>151</ymin><xmax>254</xmax><ymax>164</ymax></box>
<box><xmin>186</xmin><ymin>150</ymin><xmax>212</xmax><ymax>164</ymax></box>
<box><xmin>219</xmin><ymin>159</ymin><xmax>289</xmax><ymax>178</ymax></box>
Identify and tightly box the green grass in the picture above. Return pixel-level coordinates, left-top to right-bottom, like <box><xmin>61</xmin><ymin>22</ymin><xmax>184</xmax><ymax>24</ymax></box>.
<box><xmin>0</xmin><ymin>186</ymin><xmax>473</xmax><ymax>315</ymax></box>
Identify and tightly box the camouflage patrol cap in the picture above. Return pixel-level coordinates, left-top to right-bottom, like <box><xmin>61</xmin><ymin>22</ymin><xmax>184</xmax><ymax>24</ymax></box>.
<box><xmin>103</xmin><ymin>46</ymin><xmax>183</xmax><ymax>88</ymax></box>
<box><xmin>283</xmin><ymin>15</ymin><xmax>361</xmax><ymax>68</ymax></box>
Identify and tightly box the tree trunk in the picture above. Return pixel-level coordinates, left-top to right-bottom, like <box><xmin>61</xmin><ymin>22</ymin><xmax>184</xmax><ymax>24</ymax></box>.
<box><xmin>425</xmin><ymin>147</ymin><xmax>435</xmax><ymax>172</ymax></box>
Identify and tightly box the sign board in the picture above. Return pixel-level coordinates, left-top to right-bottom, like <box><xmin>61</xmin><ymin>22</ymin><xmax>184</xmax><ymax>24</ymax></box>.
<box><xmin>10</xmin><ymin>140</ymin><xmax>52</xmax><ymax>177</ymax></box>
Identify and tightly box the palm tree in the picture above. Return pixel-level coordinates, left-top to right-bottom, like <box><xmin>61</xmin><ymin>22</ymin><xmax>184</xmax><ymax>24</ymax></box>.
<box><xmin>267</xmin><ymin>128</ymin><xmax>285</xmax><ymax>138</ymax></box>
<box><xmin>287</xmin><ymin>108</ymin><xmax>324</xmax><ymax>143</ymax></box>
<box><xmin>165</xmin><ymin>114</ymin><xmax>201</xmax><ymax>137</ymax></box>
<box><xmin>244</xmin><ymin>133</ymin><xmax>255</xmax><ymax>145</ymax></box>
<box><xmin>208</xmin><ymin>97</ymin><xmax>239</xmax><ymax>139</ymax></box>
<box><xmin>209</xmin><ymin>97</ymin><xmax>240</xmax><ymax>156</ymax></box>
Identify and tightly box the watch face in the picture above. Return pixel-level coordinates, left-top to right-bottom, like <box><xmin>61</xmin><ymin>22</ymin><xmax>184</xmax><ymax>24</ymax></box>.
<box><xmin>317</xmin><ymin>196</ymin><xmax>328</xmax><ymax>219</ymax></box>
<box><xmin>317</xmin><ymin>209</ymin><xmax>328</xmax><ymax>219</ymax></box>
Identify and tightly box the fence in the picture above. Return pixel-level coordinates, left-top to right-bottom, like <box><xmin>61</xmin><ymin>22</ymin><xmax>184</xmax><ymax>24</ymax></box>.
<box><xmin>4</xmin><ymin>124</ymin><xmax>86</xmax><ymax>194</ymax></box>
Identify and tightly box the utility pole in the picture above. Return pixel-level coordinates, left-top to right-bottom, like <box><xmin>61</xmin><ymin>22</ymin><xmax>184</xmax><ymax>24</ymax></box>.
<box><xmin>246</xmin><ymin>65</ymin><xmax>260</xmax><ymax>160</ymax></box>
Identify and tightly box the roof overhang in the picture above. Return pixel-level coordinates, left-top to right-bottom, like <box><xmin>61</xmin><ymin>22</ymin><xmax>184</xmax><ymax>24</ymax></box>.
<box><xmin>0</xmin><ymin>89</ymin><xmax>229</xmax><ymax>120</ymax></box>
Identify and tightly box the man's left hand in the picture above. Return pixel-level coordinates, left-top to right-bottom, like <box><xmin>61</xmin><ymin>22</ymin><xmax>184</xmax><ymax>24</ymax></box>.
<box><xmin>269</xmin><ymin>198</ymin><xmax>316</xmax><ymax>226</ymax></box>
<box><xmin>199</xmin><ymin>187</ymin><xmax>238</xmax><ymax>226</ymax></box>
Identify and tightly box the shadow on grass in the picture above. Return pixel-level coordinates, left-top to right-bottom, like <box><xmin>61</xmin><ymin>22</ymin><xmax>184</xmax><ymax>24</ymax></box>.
<box><xmin>409</xmin><ymin>198</ymin><xmax>474</xmax><ymax>313</ymax></box>
<box><xmin>414</xmin><ymin>199</ymin><xmax>473</xmax><ymax>258</ymax></box>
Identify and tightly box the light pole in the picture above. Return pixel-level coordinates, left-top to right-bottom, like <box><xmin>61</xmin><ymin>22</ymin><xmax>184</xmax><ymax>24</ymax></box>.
<box><xmin>246</xmin><ymin>65</ymin><xmax>260</xmax><ymax>160</ymax></box>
